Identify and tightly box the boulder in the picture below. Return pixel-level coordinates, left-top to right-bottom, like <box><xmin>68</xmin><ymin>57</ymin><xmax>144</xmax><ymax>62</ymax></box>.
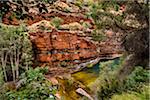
<box><xmin>76</xmin><ymin>88</ymin><xmax>93</xmax><ymax>100</ymax></box>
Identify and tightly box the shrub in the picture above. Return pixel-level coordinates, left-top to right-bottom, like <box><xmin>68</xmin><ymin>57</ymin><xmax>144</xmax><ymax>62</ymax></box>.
<box><xmin>123</xmin><ymin>67</ymin><xmax>150</xmax><ymax>92</ymax></box>
<box><xmin>111</xmin><ymin>84</ymin><xmax>150</xmax><ymax>100</ymax></box>
<box><xmin>97</xmin><ymin>65</ymin><xmax>149</xmax><ymax>99</ymax></box>
<box><xmin>3</xmin><ymin>67</ymin><xmax>57</xmax><ymax>100</ymax></box>
<box><xmin>51</xmin><ymin>17</ymin><xmax>64</xmax><ymax>29</ymax></box>
<box><xmin>96</xmin><ymin>59</ymin><xmax>123</xmax><ymax>99</ymax></box>
<box><xmin>91</xmin><ymin>30</ymin><xmax>107</xmax><ymax>41</ymax></box>
<box><xmin>88</xmin><ymin>58</ymin><xmax>123</xmax><ymax>98</ymax></box>
<box><xmin>88</xmin><ymin>58</ymin><xmax>149</xmax><ymax>99</ymax></box>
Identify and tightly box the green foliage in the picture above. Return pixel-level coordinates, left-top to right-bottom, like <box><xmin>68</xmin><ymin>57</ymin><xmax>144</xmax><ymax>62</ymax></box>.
<box><xmin>111</xmin><ymin>84</ymin><xmax>150</xmax><ymax>100</ymax></box>
<box><xmin>91</xmin><ymin>30</ymin><xmax>107</xmax><ymax>41</ymax></box>
<box><xmin>88</xmin><ymin>58</ymin><xmax>149</xmax><ymax>99</ymax></box>
<box><xmin>88</xmin><ymin>58</ymin><xmax>123</xmax><ymax>97</ymax></box>
<box><xmin>20</xmin><ymin>67</ymin><xmax>49</xmax><ymax>83</ymax></box>
<box><xmin>123</xmin><ymin>67</ymin><xmax>150</xmax><ymax>92</ymax></box>
<box><xmin>0</xmin><ymin>24</ymin><xmax>25</xmax><ymax>47</ymax></box>
<box><xmin>51</xmin><ymin>17</ymin><xmax>64</xmax><ymax>29</ymax></box>
<box><xmin>42</xmin><ymin>0</ymin><xmax>56</xmax><ymax>3</ymax></box>
<box><xmin>82</xmin><ymin>22</ymin><xmax>92</xmax><ymax>29</ymax></box>
<box><xmin>85</xmin><ymin>1</ymin><xmax>124</xmax><ymax>42</ymax></box>
<box><xmin>88</xmin><ymin>1</ymin><xmax>124</xmax><ymax>30</ymax></box>
<box><xmin>97</xmin><ymin>64</ymin><xmax>149</xmax><ymax>99</ymax></box>
<box><xmin>42</xmin><ymin>0</ymin><xmax>50</xmax><ymax>3</ymax></box>
<box><xmin>95</xmin><ymin>59</ymin><xmax>123</xmax><ymax>99</ymax></box>
<box><xmin>0</xmin><ymin>24</ymin><xmax>33</xmax><ymax>81</ymax></box>
<box><xmin>0</xmin><ymin>24</ymin><xmax>33</xmax><ymax>66</ymax></box>
<box><xmin>64</xmin><ymin>8</ymin><xmax>71</xmax><ymax>13</ymax></box>
<box><xmin>0</xmin><ymin>67</ymin><xmax>4</xmax><ymax>86</ymax></box>
<box><xmin>3</xmin><ymin>67</ymin><xmax>56</xmax><ymax>100</ymax></box>
<box><xmin>75</xmin><ymin>0</ymin><xmax>84</xmax><ymax>8</ymax></box>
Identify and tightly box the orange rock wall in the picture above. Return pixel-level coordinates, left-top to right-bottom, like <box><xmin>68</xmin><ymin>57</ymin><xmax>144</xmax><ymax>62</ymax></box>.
<box><xmin>30</xmin><ymin>30</ymin><xmax>98</xmax><ymax>67</ymax></box>
<box><xmin>1</xmin><ymin>1</ymin><xmax>122</xmax><ymax>69</ymax></box>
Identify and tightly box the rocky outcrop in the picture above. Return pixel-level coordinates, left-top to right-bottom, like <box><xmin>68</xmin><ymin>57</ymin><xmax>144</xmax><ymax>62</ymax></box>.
<box><xmin>1</xmin><ymin>0</ymin><xmax>123</xmax><ymax>73</ymax></box>
<box><xmin>29</xmin><ymin>30</ymin><xmax>99</xmax><ymax>67</ymax></box>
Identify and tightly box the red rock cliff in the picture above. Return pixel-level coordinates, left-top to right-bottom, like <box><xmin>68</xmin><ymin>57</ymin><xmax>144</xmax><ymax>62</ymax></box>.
<box><xmin>1</xmin><ymin>0</ymin><xmax>123</xmax><ymax>72</ymax></box>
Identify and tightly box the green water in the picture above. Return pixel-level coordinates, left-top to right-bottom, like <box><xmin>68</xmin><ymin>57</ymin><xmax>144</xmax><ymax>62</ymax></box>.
<box><xmin>72</xmin><ymin>58</ymin><xmax>120</xmax><ymax>86</ymax></box>
<box><xmin>72</xmin><ymin>63</ymin><xmax>100</xmax><ymax>86</ymax></box>
<box><xmin>57</xmin><ymin>58</ymin><xmax>121</xmax><ymax>100</ymax></box>
<box><xmin>56</xmin><ymin>63</ymin><xmax>100</xmax><ymax>100</ymax></box>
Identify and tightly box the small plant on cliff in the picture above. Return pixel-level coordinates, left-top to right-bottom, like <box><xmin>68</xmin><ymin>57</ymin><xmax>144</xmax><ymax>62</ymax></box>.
<box><xmin>91</xmin><ymin>29</ymin><xmax>107</xmax><ymax>41</ymax></box>
<box><xmin>51</xmin><ymin>17</ymin><xmax>64</xmax><ymax>29</ymax></box>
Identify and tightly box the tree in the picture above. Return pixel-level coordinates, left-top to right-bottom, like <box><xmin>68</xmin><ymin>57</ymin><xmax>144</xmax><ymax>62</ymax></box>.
<box><xmin>0</xmin><ymin>24</ymin><xmax>33</xmax><ymax>81</ymax></box>
<box><xmin>90</xmin><ymin>0</ymin><xmax>149</xmax><ymax>80</ymax></box>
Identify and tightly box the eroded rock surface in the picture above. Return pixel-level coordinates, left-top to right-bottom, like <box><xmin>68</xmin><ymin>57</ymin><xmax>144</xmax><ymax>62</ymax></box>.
<box><xmin>30</xmin><ymin>30</ymin><xmax>99</xmax><ymax>68</ymax></box>
<box><xmin>1</xmin><ymin>0</ymin><xmax>123</xmax><ymax>73</ymax></box>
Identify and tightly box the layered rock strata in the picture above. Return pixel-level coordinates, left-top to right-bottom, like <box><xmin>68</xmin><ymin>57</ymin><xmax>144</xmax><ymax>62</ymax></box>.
<box><xmin>1</xmin><ymin>0</ymin><xmax>123</xmax><ymax>72</ymax></box>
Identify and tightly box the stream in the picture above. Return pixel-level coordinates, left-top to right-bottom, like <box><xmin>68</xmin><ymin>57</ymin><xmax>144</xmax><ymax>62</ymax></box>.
<box><xmin>56</xmin><ymin>58</ymin><xmax>120</xmax><ymax>100</ymax></box>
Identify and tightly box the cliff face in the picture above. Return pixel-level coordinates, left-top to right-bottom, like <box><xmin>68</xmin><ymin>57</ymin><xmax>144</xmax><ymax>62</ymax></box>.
<box><xmin>29</xmin><ymin>30</ymin><xmax>98</xmax><ymax>67</ymax></box>
<box><xmin>1</xmin><ymin>0</ymin><xmax>123</xmax><ymax>72</ymax></box>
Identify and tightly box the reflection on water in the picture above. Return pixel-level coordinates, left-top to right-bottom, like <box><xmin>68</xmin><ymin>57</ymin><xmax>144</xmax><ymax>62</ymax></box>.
<box><xmin>72</xmin><ymin>63</ymin><xmax>100</xmax><ymax>86</ymax></box>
